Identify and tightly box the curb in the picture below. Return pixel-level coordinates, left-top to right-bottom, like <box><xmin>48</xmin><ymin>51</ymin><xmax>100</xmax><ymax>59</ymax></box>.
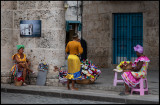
<box><xmin>1</xmin><ymin>87</ymin><xmax>159</xmax><ymax>104</ymax></box>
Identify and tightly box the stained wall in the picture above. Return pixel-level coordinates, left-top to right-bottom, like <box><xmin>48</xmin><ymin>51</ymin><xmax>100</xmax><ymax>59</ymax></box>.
<box><xmin>82</xmin><ymin>1</ymin><xmax>159</xmax><ymax>70</ymax></box>
<box><xmin>1</xmin><ymin>1</ymin><xmax>66</xmax><ymax>85</ymax></box>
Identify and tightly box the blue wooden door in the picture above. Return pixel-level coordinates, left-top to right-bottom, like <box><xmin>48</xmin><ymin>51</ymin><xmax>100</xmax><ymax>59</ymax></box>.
<box><xmin>113</xmin><ymin>13</ymin><xmax>143</xmax><ymax>64</ymax></box>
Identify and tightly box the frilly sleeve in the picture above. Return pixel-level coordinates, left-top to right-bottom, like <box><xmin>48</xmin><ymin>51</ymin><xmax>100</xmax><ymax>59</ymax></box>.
<box><xmin>134</xmin><ymin>56</ymin><xmax>150</xmax><ymax>63</ymax></box>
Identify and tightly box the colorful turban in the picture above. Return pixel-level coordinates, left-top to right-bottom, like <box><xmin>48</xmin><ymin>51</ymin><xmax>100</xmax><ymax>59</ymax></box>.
<box><xmin>16</xmin><ymin>45</ymin><xmax>25</xmax><ymax>51</ymax></box>
<box><xmin>134</xmin><ymin>44</ymin><xmax>143</xmax><ymax>54</ymax></box>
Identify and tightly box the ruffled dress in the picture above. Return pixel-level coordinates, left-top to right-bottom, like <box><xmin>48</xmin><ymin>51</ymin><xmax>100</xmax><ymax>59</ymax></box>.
<box><xmin>121</xmin><ymin>56</ymin><xmax>150</xmax><ymax>88</ymax></box>
<box><xmin>11</xmin><ymin>53</ymin><xmax>27</xmax><ymax>81</ymax></box>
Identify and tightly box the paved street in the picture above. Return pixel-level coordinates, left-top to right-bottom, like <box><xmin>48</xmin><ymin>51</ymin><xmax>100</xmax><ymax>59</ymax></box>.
<box><xmin>1</xmin><ymin>92</ymin><xmax>123</xmax><ymax>104</ymax></box>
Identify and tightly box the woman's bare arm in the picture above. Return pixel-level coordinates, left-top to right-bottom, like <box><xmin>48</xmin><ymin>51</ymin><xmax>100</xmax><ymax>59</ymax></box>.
<box><xmin>132</xmin><ymin>61</ymin><xmax>143</xmax><ymax>72</ymax></box>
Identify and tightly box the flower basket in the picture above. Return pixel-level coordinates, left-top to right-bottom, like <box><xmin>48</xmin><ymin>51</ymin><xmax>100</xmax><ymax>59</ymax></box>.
<box><xmin>115</xmin><ymin>61</ymin><xmax>133</xmax><ymax>72</ymax></box>
<box><xmin>122</xmin><ymin>63</ymin><xmax>132</xmax><ymax>70</ymax></box>
<box><xmin>14</xmin><ymin>80</ymin><xmax>23</xmax><ymax>86</ymax></box>
<box><xmin>76</xmin><ymin>59</ymin><xmax>101</xmax><ymax>84</ymax></box>
<box><xmin>14</xmin><ymin>77</ymin><xmax>24</xmax><ymax>86</ymax></box>
<box><xmin>59</xmin><ymin>66</ymin><xmax>68</xmax><ymax>83</ymax></box>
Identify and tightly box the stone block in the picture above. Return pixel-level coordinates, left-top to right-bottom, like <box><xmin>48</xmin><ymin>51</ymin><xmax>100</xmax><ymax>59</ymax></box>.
<box><xmin>47</xmin><ymin>73</ymin><xmax>59</xmax><ymax>79</ymax></box>
<box><xmin>87</xmin><ymin>4</ymin><xmax>98</xmax><ymax>15</ymax></box>
<box><xmin>1</xmin><ymin>77</ymin><xmax>10</xmax><ymax>84</ymax></box>
<box><xmin>35</xmin><ymin>29</ymin><xmax>59</xmax><ymax>48</ymax></box>
<box><xmin>82</xmin><ymin>5</ymin><xmax>90</xmax><ymax>15</ymax></box>
<box><xmin>86</xmin><ymin>38</ymin><xmax>100</xmax><ymax>47</ymax></box>
<box><xmin>27</xmin><ymin>10</ymin><xmax>50</xmax><ymax>29</ymax></box>
<box><xmin>46</xmin><ymin>79</ymin><xmax>59</xmax><ymax>86</ymax></box>
<box><xmin>1</xmin><ymin>1</ymin><xmax>17</xmax><ymax>10</ymax></box>
<box><xmin>144</xmin><ymin>10</ymin><xmax>159</xmax><ymax>18</ymax></box>
<box><xmin>1</xmin><ymin>70</ymin><xmax>11</xmax><ymax>77</ymax></box>
<box><xmin>145</xmin><ymin>27</ymin><xmax>159</xmax><ymax>37</ymax></box>
<box><xmin>13</xmin><ymin>10</ymin><xmax>27</xmax><ymax>29</ymax></box>
<box><xmin>87</xmin><ymin>21</ymin><xmax>97</xmax><ymax>32</ymax></box>
<box><xmin>100</xmin><ymin>33</ymin><xmax>112</xmax><ymax>47</ymax></box>
<box><xmin>86</xmin><ymin>29</ymin><xmax>100</xmax><ymax>39</ymax></box>
<box><xmin>30</xmin><ymin>77</ymin><xmax>37</xmax><ymax>85</ymax></box>
<box><xmin>144</xmin><ymin>46</ymin><xmax>159</xmax><ymax>58</ymax></box>
<box><xmin>147</xmin><ymin>57</ymin><xmax>159</xmax><ymax>70</ymax></box>
<box><xmin>44</xmin><ymin>10</ymin><xmax>65</xmax><ymax>29</ymax></box>
<box><xmin>18</xmin><ymin>1</ymin><xmax>37</xmax><ymax>10</ymax></box>
<box><xmin>1</xmin><ymin>29</ymin><xmax>13</xmax><ymax>48</ymax></box>
<box><xmin>12</xmin><ymin>30</ymin><xmax>20</xmax><ymax>48</ymax></box>
<box><xmin>144</xmin><ymin>35</ymin><xmax>159</xmax><ymax>48</ymax></box>
<box><xmin>97</xmin><ymin>3</ymin><xmax>112</xmax><ymax>13</ymax></box>
<box><xmin>50</xmin><ymin>1</ymin><xmax>64</xmax><ymax>9</ymax></box>
<box><xmin>30</xmin><ymin>71</ymin><xmax>38</xmax><ymax>78</ymax></box>
<box><xmin>1</xmin><ymin>10</ymin><xmax>13</xmax><ymax>28</ymax></box>
<box><xmin>35</xmin><ymin>30</ymin><xmax>65</xmax><ymax>49</ymax></box>
<box><xmin>1</xmin><ymin>48</ymin><xmax>13</xmax><ymax>70</ymax></box>
<box><xmin>145</xmin><ymin>17</ymin><xmax>159</xmax><ymax>27</ymax></box>
<box><xmin>142</xmin><ymin>1</ymin><xmax>159</xmax><ymax>11</ymax></box>
<box><xmin>26</xmin><ymin>48</ymin><xmax>45</xmax><ymax>66</ymax></box>
<box><xmin>19</xmin><ymin>37</ymin><xmax>35</xmax><ymax>49</ymax></box>
<box><xmin>37</xmin><ymin>1</ymin><xmax>51</xmax><ymax>9</ymax></box>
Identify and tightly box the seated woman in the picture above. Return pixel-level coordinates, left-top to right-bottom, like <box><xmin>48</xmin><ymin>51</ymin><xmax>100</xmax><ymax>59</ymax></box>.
<box><xmin>120</xmin><ymin>44</ymin><xmax>150</xmax><ymax>95</ymax></box>
<box><xmin>11</xmin><ymin>45</ymin><xmax>34</xmax><ymax>86</ymax></box>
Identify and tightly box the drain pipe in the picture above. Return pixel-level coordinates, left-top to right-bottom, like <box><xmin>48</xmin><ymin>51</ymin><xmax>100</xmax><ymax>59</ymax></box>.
<box><xmin>81</xmin><ymin>0</ymin><xmax>83</xmax><ymax>39</ymax></box>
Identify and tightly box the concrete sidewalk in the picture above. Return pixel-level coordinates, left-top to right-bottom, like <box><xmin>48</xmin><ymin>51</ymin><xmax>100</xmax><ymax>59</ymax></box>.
<box><xmin>1</xmin><ymin>83</ymin><xmax>159</xmax><ymax>104</ymax></box>
<box><xmin>73</xmin><ymin>68</ymin><xmax>159</xmax><ymax>95</ymax></box>
<box><xmin>1</xmin><ymin>68</ymin><xmax>159</xmax><ymax>104</ymax></box>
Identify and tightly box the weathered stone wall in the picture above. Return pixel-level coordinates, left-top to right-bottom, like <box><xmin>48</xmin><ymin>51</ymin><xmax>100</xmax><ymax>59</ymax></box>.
<box><xmin>65</xmin><ymin>1</ymin><xmax>82</xmax><ymax>39</ymax></box>
<box><xmin>82</xmin><ymin>1</ymin><xmax>159</xmax><ymax>70</ymax></box>
<box><xmin>65</xmin><ymin>1</ymin><xmax>81</xmax><ymax>21</ymax></box>
<box><xmin>1</xmin><ymin>1</ymin><xmax>66</xmax><ymax>85</ymax></box>
<box><xmin>1</xmin><ymin>1</ymin><xmax>17</xmax><ymax>83</ymax></box>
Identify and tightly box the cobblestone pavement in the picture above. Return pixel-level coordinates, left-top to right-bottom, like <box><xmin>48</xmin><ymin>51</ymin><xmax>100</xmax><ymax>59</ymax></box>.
<box><xmin>1</xmin><ymin>92</ymin><xmax>123</xmax><ymax>104</ymax></box>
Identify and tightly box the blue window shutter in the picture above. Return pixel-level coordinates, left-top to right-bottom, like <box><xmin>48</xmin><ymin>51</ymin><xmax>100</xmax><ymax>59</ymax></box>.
<box><xmin>78</xmin><ymin>23</ymin><xmax>82</xmax><ymax>31</ymax></box>
<box><xmin>113</xmin><ymin>13</ymin><xmax>143</xmax><ymax>64</ymax></box>
<box><xmin>66</xmin><ymin>21</ymin><xmax>70</xmax><ymax>32</ymax></box>
<box><xmin>130</xmin><ymin>13</ymin><xmax>143</xmax><ymax>57</ymax></box>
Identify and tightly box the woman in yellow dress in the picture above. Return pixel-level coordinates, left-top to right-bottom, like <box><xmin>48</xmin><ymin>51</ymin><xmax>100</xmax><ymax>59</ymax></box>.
<box><xmin>65</xmin><ymin>34</ymin><xmax>83</xmax><ymax>90</ymax></box>
<box><xmin>11</xmin><ymin>45</ymin><xmax>34</xmax><ymax>86</ymax></box>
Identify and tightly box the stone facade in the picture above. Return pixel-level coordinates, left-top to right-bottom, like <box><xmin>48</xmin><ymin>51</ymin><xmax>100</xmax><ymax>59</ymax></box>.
<box><xmin>65</xmin><ymin>1</ymin><xmax>82</xmax><ymax>39</ymax></box>
<box><xmin>82</xmin><ymin>1</ymin><xmax>159</xmax><ymax>70</ymax></box>
<box><xmin>1</xmin><ymin>1</ymin><xmax>66</xmax><ymax>85</ymax></box>
<box><xmin>1</xmin><ymin>1</ymin><xmax>159</xmax><ymax>86</ymax></box>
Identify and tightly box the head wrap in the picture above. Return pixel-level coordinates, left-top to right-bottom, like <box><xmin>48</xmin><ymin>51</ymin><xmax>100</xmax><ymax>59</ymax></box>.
<box><xmin>16</xmin><ymin>45</ymin><xmax>25</xmax><ymax>51</ymax></box>
<box><xmin>134</xmin><ymin>44</ymin><xmax>143</xmax><ymax>54</ymax></box>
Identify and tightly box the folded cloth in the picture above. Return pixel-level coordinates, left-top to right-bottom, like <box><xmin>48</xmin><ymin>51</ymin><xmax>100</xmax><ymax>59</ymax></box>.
<box><xmin>113</xmin><ymin>69</ymin><xmax>123</xmax><ymax>72</ymax></box>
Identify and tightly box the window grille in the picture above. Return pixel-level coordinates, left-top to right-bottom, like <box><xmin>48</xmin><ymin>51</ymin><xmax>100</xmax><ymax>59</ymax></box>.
<box><xmin>113</xmin><ymin>13</ymin><xmax>143</xmax><ymax>64</ymax></box>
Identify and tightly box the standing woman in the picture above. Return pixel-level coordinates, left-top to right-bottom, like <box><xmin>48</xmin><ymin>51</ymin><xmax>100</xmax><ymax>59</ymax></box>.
<box><xmin>65</xmin><ymin>34</ymin><xmax>83</xmax><ymax>90</ymax></box>
<box><xmin>120</xmin><ymin>45</ymin><xmax>150</xmax><ymax>95</ymax></box>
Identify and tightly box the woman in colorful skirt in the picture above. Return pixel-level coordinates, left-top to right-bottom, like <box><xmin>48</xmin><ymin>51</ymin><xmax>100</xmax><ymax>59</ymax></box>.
<box><xmin>120</xmin><ymin>44</ymin><xmax>150</xmax><ymax>95</ymax></box>
<box><xmin>11</xmin><ymin>45</ymin><xmax>34</xmax><ymax>86</ymax></box>
<box><xmin>65</xmin><ymin>34</ymin><xmax>83</xmax><ymax>90</ymax></box>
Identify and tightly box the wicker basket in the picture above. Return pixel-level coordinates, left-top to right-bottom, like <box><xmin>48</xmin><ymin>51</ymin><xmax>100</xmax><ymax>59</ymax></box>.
<box><xmin>122</xmin><ymin>64</ymin><xmax>132</xmax><ymax>70</ymax></box>
<box><xmin>76</xmin><ymin>79</ymin><xmax>94</xmax><ymax>84</ymax></box>
<box><xmin>14</xmin><ymin>80</ymin><xmax>23</xmax><ymax>86</ymax></box>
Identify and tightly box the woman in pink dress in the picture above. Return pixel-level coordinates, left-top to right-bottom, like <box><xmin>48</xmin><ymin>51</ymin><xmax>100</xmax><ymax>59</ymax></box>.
<box><xmin>120</xmin><ymin>45</ymin><xmax>150</xmax><ymax>95</ymax></box>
